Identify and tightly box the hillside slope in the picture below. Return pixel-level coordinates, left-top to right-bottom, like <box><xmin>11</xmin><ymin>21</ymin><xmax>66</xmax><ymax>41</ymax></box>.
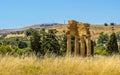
<box><xmin>48</xmin><ymin>25</ymin><xmax>120</xmax><ymax>40</ymax></box>
<box><xmin>1</xmin><ymin>24</ymin><xmax>120</xmax><ymax>40</ymax></box>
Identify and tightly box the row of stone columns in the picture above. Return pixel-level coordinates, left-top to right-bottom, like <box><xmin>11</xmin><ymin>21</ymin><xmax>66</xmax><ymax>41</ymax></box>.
<box><xmin>67</xmin><ymin>35</ymin><xmax>91</xmax><ymax>57</ymax></box>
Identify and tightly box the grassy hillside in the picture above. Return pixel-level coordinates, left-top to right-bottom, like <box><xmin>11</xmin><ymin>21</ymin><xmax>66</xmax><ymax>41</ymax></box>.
<box><xmin>48</xmin><ymin>25</ymin><xmax>120</xmax><ymax>40</ymax></box>
<box><xmin>0</xmin><ymin>55</ymin><xmax>120</xmax><ymax>75</ymax></box>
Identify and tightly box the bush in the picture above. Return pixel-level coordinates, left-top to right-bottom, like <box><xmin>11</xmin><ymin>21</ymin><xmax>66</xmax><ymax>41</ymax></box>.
<box><xmin>0</xmin><ymin>45</ymin><xmax>12</xmax><ymax>54</ymax></box>
<box><xmin>12</xmin><ymin>46</ymin><xmax>31</xmax><ymax>56</ymax></box>
<box><xmin>95</xmin><ymin>44</ymin><xmax>106</xmax><ymax>50</ymax></box>
<box><xmin>25</xmin><ymin>28</ymin><xmax>35</xmax><ymax>36</ymax></box>
<box><xmin>94</xmin><ymin>44</ymin><xmax>109</xmax><ymax>55</ymax></box>
<box><xmin>94</xmin><ymin>49</ymin><xmax>108</xmax><ymax>55</ymax></box>
<box><xmin>18</xmin><ymin>41</ymin><xmax>28</xmax><ymax>49</ymax></box>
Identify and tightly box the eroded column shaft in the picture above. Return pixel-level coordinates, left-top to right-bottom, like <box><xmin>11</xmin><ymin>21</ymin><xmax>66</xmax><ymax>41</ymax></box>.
<box><xmin>75</xmin><ymin>36</ymin><xmax>79</xmax><ymax>56</ymax></box>
<box><xmin>67</xmin><ymin>35</ymin><xmax>71</xmax><ymax>56</ymax></box>
<box><xmin>86</xmin><ymin>37</ymin><xmax>91</xmax><ymax>56</ymax></box>
<box><xmin>80</xmin><ymin>36</ymin><xmax>85</xmax><ymax>56</ymax></box>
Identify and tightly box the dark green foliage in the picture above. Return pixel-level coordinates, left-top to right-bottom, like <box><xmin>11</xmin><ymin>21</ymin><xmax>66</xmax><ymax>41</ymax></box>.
<box><xmin>97</xmin><ymin>32</ymin><xmax>109</xmax><ymax>44</ymax></box>
<box><xmin>42</xmin><ymin>29</ymin><xmax>60</xmax><ymax>55</ymax></box>
<box><xmin>0</xmin><ymin>42</ymin><xmax>2</xmax><ymax>46</ymax></box>
<box><xmin>2</xmin><ymin>38</ymin><xmax>17</xmax><ymax>46</ymax></box>
<box><xmin>30</xmin><ymin>30</ymin><xmax>42</xmax><ymax>55</ymax></box>
<box><xmin>104</xmin><ymin>23</ymin><xmax>108</xmax><ymax>26</ymax></box>
<box><xmin>110</xmin><ymin>23</ymin><xmax>115</xmax><ymax>26</ymax></box>
<box><xmin>25</xmin><ymin>28</ymin><xmax>35</xmax><ymax>36</ymax></box>
<box><xmin>0</xmin><ymin>45</ymin><xmax>12</xmax><ymax>54</ymax></box>
<box><xmin>116</xmin><ymin>32</ymin><xmax>120</xmax><ymax>42</ymax></box>
<box><xmin>18</xmin><ymin>41</ymin><xmax>28</xmax><ymax>49</ymax></box>
<box><xmin>0</xmin><ymin>37</ymin><xmax>28</xmax><ymax>47</ymax></box>
<box><xmin>30</xmin><ymin>29</ymin><xmax>61</xmax><ymax>56</ymax></box>
<box><xmin>13</xmin><ymin>47</ymin><xmax>31</xmax><ymax>56</ymax></box>
<box><xmin>106</xmin><ymin>32</ymin><xmax>118</xmax><ymax>54</ymax></box>
<box><xmin>12</xmin><ymin>46</ymin><xmax>31</xmax><ymax>56</ymax></box>
<box><xmin>0</xmin><ymin>45</ymin><xmax>31</xmax><ymax>56</ymax></box>
<box><xmin>58</xmin><ymin>31</ymin><xmax>67</xmax><ymax>55</ymax></box>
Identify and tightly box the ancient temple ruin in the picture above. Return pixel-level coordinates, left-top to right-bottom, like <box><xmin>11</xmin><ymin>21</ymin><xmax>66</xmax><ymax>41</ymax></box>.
<box><xmin>66</xmin><ymin>20</ymin><xmax>92</xmax><ymax>56</ymax></box>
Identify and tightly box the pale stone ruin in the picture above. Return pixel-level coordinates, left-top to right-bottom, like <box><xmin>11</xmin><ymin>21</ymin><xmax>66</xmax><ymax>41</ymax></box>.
<box><xmin>66</xmin><ymin>20</ymin><xmax>92</xmax><ymax>56</ymax></box>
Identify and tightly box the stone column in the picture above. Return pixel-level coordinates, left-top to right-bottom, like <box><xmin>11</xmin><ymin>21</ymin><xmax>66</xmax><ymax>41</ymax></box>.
<box><xmin>67</xmin><ymin>35</ymin><xmax>71</xmax><ymax>56</ymax></box>
<box><xmin>80</xmin><ymin>36</ymin><xmax>85</xmax><ymax>56</ymax></box>
<box><xmin>86</xmin><ymin>36</ymin><xmax>91</xmax><ymax>56</ymax></box>
<box><xmin>75</xmin><ymin>36</ymin><xmax>79</xmax><ymax>56</ymax></box>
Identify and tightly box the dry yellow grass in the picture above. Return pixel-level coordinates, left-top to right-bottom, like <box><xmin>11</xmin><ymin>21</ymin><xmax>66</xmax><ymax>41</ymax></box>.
<box><xmin>0</xmin><ymin>55</ymin><xmax>120</xmax><ymax>75</ymax></box>
<box><xmin>5</xmin><ymin>34</ymin><xmax>26</xmax><ymax>38</ymax></box>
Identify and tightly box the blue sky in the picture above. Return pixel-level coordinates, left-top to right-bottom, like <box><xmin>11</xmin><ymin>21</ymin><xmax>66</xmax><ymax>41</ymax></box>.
<box><xmin>0</xmin><ymin>0</ymin><xmax>120</xmax><ymax>29</ymax></box>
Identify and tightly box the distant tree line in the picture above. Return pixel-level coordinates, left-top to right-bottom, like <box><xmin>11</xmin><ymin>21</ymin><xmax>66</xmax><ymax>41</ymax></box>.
<box><xmin>104</xmin><ymin>22</ymin><xmax>116</xmax><ymax>26</ymax></box>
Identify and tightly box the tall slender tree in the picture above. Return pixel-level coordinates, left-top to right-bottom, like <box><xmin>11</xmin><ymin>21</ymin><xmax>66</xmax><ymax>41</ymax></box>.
<box><xmin>42</xmin><ymin>29</ymin><xmax>60</xmax><ymax>54</ymax></box>
<box><xmin>30</xmin><ymin>30</ymin><xmax>42</xmax><ymax>55</ymax></box>
<box><xmin>106</xmin><ymin>32</ymin><xmax>118</xmax><ymax>54</ymax></box>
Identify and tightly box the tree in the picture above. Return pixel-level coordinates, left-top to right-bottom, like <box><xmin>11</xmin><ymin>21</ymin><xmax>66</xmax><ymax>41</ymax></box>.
<box><xmin>116</xmin><ymin>32</ymin><xmax>120</xmax><ymax>42</ymax></box>
<box><xmin>58</xmin><ymin>31</ymin><xmax>67</xmax><ymax>55</ymax></box>
<box><xmin>106</xmin><ymin>32</ymin><xmax>118</xmax><ymax>54</ymax></box>
<box><xmin>42</xmin><ymin>29</ymin><xmax>60</xmax><ymax>55</ymax></box>
<box><xmin>30</xmin><ymin>29</ymin><xmax>63</xmax><ymax>56</ymax></box>
<box><xmin>97</xmin><ymin>32</ymin><xmax>109</xmax><ymax>44</ymax></box>
<box><xmin>104</xmin><ymin>23</ymin><xmax>108</xmax><ymax>26</ymax></box>
<box><xmin>25</xmin><ymin>28</ymin><xmax>35</xmax><ymax>36</ymax></box>
<box><xmin>110</xmin><ymin>23</ymin><xmax>115</xmax><ymax>26</ymax></box>
<box><xmin>30</xmin><ymin>30</ymin><xmax>42</xmax><ymax>55</ymax></box>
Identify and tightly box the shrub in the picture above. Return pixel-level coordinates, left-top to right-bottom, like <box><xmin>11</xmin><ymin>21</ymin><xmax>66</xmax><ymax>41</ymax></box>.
<box><xmin>25</xmin><ymin>28</ymin><xmax>35</xmax><ymax>36</ymax></box>
<box><xmin>12</xmin><ymin>46</ymin><xmax>31</xmax><ymax>56</ymax></box>
<box><xmin>95</xmin><ymin>44</ymin><xmax>106</xmax><ymax>50</ymax></box>
<box><xmin>94</xmin><ymin>49</ymin><xmax>108</xmax><ymax>55</ymax></box>
<box><xmin>18</xmin><ymin>41</ymin><xmax>28</xmax><ymax>49</ymax></box>
<box><xmin>106</xmin><ymin>32</ymin><xmax>118</xmax><ymax>54</ymax></box>
<box><xmin>0</xmin><ymin>45</ymin><xmax>12</xmax><ymax>54</ymax></box>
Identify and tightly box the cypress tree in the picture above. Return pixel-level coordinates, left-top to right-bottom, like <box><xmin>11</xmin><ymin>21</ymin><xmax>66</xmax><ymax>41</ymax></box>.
<box><xmin>42</xmin><ymin>29</ymin><xmax>60</xmax><ymax>55</ymax></box>
<box><xmin>30</xmin><ymin>30</ymin><xmax>42</xmax><ymax>55</ymax></box>
<box><xmin>106</xmin><ymin>32</ymin><xmax>118</xmax><ymax>54</ymax></box>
